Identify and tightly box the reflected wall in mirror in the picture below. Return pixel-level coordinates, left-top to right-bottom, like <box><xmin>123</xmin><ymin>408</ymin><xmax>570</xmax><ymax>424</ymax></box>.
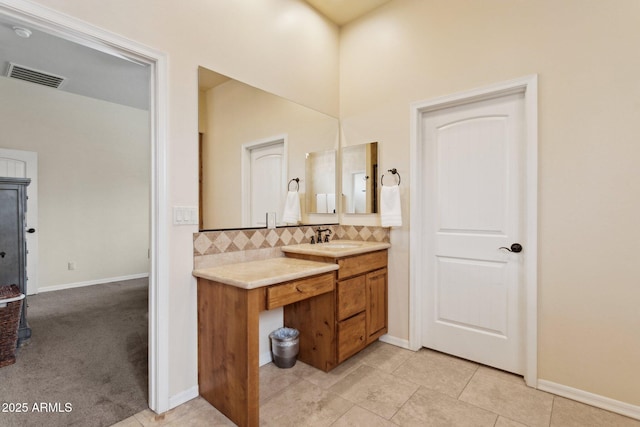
<box><xmin>198</xmin><ymin>67</ymin><xmax>339</xmax><ymax>230</ymax></box>
<box><xmin>305</xmin><ymin>150</ymin><xmax>336</xmax><ymax>214</ymax></box>
<box><xmin>341</xmin><ymin>142</ymin><xmax>378</xmax><ymax>214</ymax></box>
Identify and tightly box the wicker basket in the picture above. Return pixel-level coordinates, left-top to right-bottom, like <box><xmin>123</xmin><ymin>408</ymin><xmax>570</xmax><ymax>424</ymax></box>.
<box><xmin>0</xmin><ymin>285</ymin><xmax>24</xmax><ymax>368</ymax></box>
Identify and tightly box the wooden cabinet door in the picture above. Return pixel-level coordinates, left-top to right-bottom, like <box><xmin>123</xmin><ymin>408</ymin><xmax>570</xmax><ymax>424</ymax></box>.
<box><xmin>366</xmin><ymin>268</ymin><xmax>387</xmax><ymax>343</ymax></box>
<box><xmin>337</xmin><ymin>312</ymin><xmax>366</xmax><ymax>363</ymax></box>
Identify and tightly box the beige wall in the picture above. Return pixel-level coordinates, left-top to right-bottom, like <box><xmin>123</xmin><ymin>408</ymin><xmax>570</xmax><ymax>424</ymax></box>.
<box><xmin>340</xmin><ymin>0</ymin><xmax>640</xmax><ymax>406</ymax></box>
<box><xmin>0</xmin><ymin>76</ymin><xmax>149</xmax><ymax>289</ymax></box>
<box><xmin>24</xmin><ymin>0</ymin><xmax>340</xmax><ymax>401</ymax></box>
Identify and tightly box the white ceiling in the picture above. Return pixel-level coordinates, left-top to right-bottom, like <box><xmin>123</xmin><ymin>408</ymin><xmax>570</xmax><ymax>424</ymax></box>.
<box><xmin>0</xmin><ymin>15</ymin><xmax>150</xmax><ymax>110</ymax></box>
<box><xmin>303</xmin><ymin>0</ymin><xmax>392</xmax><ymax>26</ymax></box>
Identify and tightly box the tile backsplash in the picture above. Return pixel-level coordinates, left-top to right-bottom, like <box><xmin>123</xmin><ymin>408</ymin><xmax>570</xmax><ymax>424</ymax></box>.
<box><xmin>193</xmin><ymin>225</ymin><xmax>389</xmax><ymax>269</ymax></box>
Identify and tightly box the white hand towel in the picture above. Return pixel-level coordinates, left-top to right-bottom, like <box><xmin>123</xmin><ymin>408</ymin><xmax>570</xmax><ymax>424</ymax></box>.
<box><xmin>326</xmin><ymin>194</ymin><xmax>336</xmax><ymax>214</ymax></box>
<box><xmin>316</xmin><ymin>193</ymin><xmax>327</xmax><ymax>213</ymax></box>
<box><xmin>380</xmin><ymin>184</ymin><xmax>402</xmax><ymax>227</ymax></box>
<box><xmin>282</xmin><ymin>191</ymin><xmax>301</xmax><ymax>224</ymax></box>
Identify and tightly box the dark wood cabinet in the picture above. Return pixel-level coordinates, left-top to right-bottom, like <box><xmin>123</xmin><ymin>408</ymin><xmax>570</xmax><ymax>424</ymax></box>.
<box><xmin>0</xmin><ymin>177</ymin><xmax>31</xmax><ymax>345</ymax></box>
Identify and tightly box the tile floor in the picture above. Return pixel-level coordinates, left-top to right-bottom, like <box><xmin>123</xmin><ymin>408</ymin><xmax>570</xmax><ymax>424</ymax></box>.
<box><xmin>113</xmin><ymin>342</ymin><xmax>640</xmax><ymax>427</ymax></box>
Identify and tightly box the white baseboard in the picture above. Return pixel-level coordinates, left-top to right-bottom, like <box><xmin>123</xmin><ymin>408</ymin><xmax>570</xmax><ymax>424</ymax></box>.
<box><xmin>168</xmin><ymin>385</ymin><xmax>199</xmax><ymax>410</ymax></box>
<box><xmin>538</xmin><ymin>379</ymin><xmax>640</xmax><ymax>421</ymax></box>
<box><xmin>379</xmin><ymin>334</ymin><xmax>412</xmax><ymax>350</ymax></box>
<box><xmin>37</xmin><ymin>273</ymin><xmax>149</xmax><ymax>293</ymax></box>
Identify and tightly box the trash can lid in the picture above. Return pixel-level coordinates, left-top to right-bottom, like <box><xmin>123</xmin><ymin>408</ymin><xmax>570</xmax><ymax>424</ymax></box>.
<box><xmin>269</xmin><ymin>327</ymin><xmax>299</xmax><ymax>340</ymax></box>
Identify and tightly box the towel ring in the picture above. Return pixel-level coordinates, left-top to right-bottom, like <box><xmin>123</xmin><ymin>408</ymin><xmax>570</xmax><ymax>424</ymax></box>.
<box><xmin>288</xmin><ymin>178</ymin><xmax>300</xmax><ymax>192</ymax></box>
<box><xmin>381</xmin><ymin>168</ymin><xmax>401</xmax><ymax>186</ymax></box>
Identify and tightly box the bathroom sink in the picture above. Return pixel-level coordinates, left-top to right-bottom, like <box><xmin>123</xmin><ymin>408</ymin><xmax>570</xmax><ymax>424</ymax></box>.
<box><xmin>281</xmin><ymin>240</ymin><xmax>390</xmax><ymax>258</ymax></box>
<box><xmin>324</xmin><ymin>242</ymin><xmax>362</xmax><ymax>249</ymax></box>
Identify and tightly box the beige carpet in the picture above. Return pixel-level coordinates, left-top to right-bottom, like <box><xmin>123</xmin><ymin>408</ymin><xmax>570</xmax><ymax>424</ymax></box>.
<box><xmin>0</xmin><ymin>278</ymin><xmax>148</xmax><ymax>427</ymax></box>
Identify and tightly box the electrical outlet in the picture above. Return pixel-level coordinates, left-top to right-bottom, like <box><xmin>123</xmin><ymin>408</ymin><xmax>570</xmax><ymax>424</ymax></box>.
<box><xmin>266</xmin><ymin>212</ymin><xmax>276</xmax><ymax>229</ymax></box>
<box><xmin>68</xmin><ymin>262</ymin><xmax>76</xmax><ymax>270</ymax></box>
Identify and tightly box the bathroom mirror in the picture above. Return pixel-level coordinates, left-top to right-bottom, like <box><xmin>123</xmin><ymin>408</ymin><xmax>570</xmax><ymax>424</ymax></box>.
<box><xmin>198</xmin><ymin>67</ymin><xmax>339</xmax><ymax>230</ymax></box>
<box><xmin>341</xmin><ymin>142</ymin><xmax>378</xmax><ymax>214</ymax></box>
<box><xmin>305</xmin><ymin>150</ymin><xmax>337</xmax><ymax>214</ymax></box>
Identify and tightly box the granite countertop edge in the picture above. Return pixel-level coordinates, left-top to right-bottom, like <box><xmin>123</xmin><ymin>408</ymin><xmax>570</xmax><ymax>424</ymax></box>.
<box><xmin>193</xmin><ymin>257</ymin><xmax>339</xmax><ymax>289</ymax></box>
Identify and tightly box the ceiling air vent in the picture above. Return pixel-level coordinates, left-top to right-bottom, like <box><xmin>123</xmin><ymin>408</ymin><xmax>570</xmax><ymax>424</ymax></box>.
<box><xmin>6</xmin><ymin>63</ymin><xmax>66</xmax><ymax>89</ymax></box>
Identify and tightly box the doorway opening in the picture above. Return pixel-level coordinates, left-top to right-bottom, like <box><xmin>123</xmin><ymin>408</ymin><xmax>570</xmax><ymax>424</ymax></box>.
<box><xmin>0</xmin><ymin>1</ymin><xmax>169</xmax><ymax>415</ymax></box>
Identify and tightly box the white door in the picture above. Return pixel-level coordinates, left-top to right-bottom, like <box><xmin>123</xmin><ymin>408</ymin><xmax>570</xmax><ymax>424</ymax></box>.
<box><xmin>0</xmin><ymin>148</ymin><xmax>38</xmax><ymax>295</ymax></box>
<box><xmin>420</xmin><ymin>93</ymin><xmax>525</xmax><ymax>375</ymax></box>
<box><xmin>248</xmin><ymin>142</ymin><xmax>284</xmax><ymax>227</ymax></box>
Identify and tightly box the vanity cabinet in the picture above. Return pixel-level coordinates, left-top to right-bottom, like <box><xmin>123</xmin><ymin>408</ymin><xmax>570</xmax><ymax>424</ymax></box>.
<box><xmin>285</xmin><ymin>249</ymin><xmax>388</xmax><ymax>368</ymax></box>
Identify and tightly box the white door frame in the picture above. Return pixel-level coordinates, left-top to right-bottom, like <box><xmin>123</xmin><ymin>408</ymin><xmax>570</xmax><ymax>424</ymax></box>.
<box><xmin>0</xmin><ymin>0</ymin><xmax>171</xmax><ymax>412</ymax></box>
<box><xmin>409</xmin><ymin>75</ymin><xmax>538</xmax><ymax>387</ymax></box>
<box><xmin>241</xmin><ymin>134</ymin><xmax>288</xmax><ymax>227</ymax></box>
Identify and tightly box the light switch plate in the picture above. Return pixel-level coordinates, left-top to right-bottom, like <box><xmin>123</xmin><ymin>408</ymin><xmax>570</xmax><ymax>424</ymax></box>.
<box><xmin>173</xmin><ymin>206</ymin><xmax>198</xmax><ymax>225</ymax></box>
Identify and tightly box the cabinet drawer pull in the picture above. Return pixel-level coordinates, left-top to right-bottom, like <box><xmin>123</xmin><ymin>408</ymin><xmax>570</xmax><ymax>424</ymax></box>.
<box><xmin>295</xmin><ymin>283</ymin><xmax>315</xmax><ymax>293</ymax></box>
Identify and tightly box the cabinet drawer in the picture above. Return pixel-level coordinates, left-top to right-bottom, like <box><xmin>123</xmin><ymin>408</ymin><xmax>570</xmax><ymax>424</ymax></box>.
<box><xmin>337</xmin><ymin>275</ymin><xmax>366</xmax><ymax>321</ymax></box>
<box><xmin>337</xmin><ymin>250</ymin><xmax>387</xmax><ymax>280</ymax></box>
<box><xmin>266</xmin><ymin>273</ymin><xmax>334</xmax><ymax>310</ymax></box>
<box><xmin>337</xmin><ymin>312</ymin><xmax>366</xmax><ymax>363</ymax></box>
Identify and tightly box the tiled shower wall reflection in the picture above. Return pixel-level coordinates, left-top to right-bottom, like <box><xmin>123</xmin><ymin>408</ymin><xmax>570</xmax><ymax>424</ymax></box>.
<box><xmin>193</xmin><ymin>225</ymin><xmax>389</xmax><ymax>269</ymax></box>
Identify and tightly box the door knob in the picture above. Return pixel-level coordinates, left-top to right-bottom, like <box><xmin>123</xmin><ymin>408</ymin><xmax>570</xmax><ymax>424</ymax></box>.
<box><xmin>499</xmin><ymin>243</ymin><xmax>523</xmax><ymax>253</ymax></box>
<box><xmin>26</xmin><ymin>228</ymin><xmax>36</xmax><ymax>233</ymax></box>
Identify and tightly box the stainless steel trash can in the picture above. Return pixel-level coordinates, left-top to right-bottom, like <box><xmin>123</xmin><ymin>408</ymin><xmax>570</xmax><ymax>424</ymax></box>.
<box><xmin>269</xmin><ymin>327</ymin><xmax>299</xmax><ymax>368</ymax></box>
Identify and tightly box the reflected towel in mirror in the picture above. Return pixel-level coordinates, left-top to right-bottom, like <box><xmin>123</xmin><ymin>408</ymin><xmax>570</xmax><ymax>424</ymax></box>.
<box><xmin>282</xmin><ymin>191</ymin><xmax>301</xmax><ymax>224</ymax></box>
<box><xmin>380</xmin><ymin>185</ymin><xmax>402</xmax><ymax>227</ymax></box>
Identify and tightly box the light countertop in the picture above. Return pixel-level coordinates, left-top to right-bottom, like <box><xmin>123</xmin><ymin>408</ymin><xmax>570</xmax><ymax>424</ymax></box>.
<box><xmin>281</xmin><ymin>240</ymin><xmax>391</xmax><ymax>258</ymax></box>
<box><xmin>193</xmin><ymin>257</ymin><xmax>339</xmax><ymax>289</ymax></box>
